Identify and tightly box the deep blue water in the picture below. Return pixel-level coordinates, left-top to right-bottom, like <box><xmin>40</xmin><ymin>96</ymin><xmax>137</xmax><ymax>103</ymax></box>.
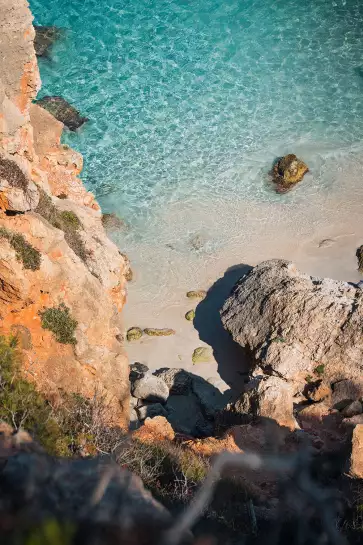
<box><xmin>30</xmin><ymin>0</ymin><xmax>363</xmax><ymax>229</ymax></box>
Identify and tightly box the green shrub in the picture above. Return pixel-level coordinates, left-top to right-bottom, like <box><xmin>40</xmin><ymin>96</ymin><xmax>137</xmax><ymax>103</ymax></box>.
<box><xmin>35</xmin><ymin>189</ymin><xmax>87</xmax><ymax>263</ymax></box>
<box><xmin>314</xmin><ymin>364</ymin><xmax>325</xmax><ymax>376</ymax></box>
<box><xmin>0</xmin><ymin>336</ymin><xmax>70</xmax><ymax>455</ymax></box>
<box><xmin>59</xmin><ymin>210</ymin><xmax>82</xmax><ymax>230</ymax></box>
<box><xmin>0</xmin><ymin>227</ymin><xmax>41</xmax><ymax>270</ymax></box>
<box><xmin>39</xmin><ymin>303</ymin><xmax>78</xmax><ymax>345</ymax></box>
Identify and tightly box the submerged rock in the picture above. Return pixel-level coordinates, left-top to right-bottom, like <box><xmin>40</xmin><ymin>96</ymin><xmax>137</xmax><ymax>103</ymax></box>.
<box><xmin>127</xmin><ymin>327</ymin><xmax>143</xmax><ymax>342</ymax></box>
<box><xmin>143</xmin><ymin>328</ymin><xmax>175</xmax><ymax>337</ymax></box>
<box><xmin>272</xmin><ymin>154</ymin><xmax>309</xmax><ymax>193</ymax></box>
<box><xmin>34</xmin><ymin>26</ymin><xmax>62</xmax><ymax>57</ymax></box>
<box><xmin>36</xmin><ymin>96</ymin><xmax>88</xmax><ymax>131</ymax></box>
<box><xmin>102</xmin><ymin>213</ymin><xmax>128</xmax><ymax>231</ymax></box>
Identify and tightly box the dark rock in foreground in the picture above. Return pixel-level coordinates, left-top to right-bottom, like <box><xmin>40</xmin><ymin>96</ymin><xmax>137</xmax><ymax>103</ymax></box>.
<box><xmin>34</xmin><ymin>26</ymin><xmax>62</xmax><ymax>57</ymax></box>
<box><xmin>0</xmin><ymin>425</ymin><xmax>172</xmax><ymax>545</ymax></box>
<box><xmin>36</xmin><ymin>96</ymin><xmax>89</xmax><ymax>131</ymax></box>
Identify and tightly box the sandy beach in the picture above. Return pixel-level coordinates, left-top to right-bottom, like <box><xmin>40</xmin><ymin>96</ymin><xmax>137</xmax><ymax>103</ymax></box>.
<box><xmin>114</xmin><ymin>157</ymin><xmax>363</xmax><ymax>396</ymax></box>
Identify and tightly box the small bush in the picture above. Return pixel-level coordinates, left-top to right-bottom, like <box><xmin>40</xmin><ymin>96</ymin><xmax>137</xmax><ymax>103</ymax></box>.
<box><xmin>0</xmin><ymin>156</ymin><xmax>28</xmax><ymax>191</ymax></box>
<box><xmin>0</xmin><ymin>227</ymin><xmax>41</xmax><ymax>270</ymax></box>
<box><xmin>59</xmin><ymin>210</ymin><xmax>82</xmax><ymax>230</ymax></box>
<box><xmin>39</xmin><ymin>303</ymin><xmax>78</xmax><ymax>345</ymax></box>
<box><xmin>35</xmin><ymin>189</ymin><xmax>87</xmax><ymax>262</ymax></box>
<box><xmin>314</xmin><ymin>364</ymin><xmax>325</xmax><ymax>376</ymax></box>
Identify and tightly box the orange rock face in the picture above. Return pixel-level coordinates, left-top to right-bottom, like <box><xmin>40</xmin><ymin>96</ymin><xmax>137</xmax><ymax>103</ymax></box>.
<box><xmin>133</xmin><ymin>416</ymin><xmax>176</xmax><ymax>443</ymax></box>
<box><xmin>0</xmin><ymin>0</ymin><xmax>130</xmax><ymax>426</ymax></box>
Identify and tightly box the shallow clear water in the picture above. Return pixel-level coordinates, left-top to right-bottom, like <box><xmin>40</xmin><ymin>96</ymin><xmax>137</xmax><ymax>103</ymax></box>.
<box><xmin>30</xmin><ymin>0</ymin><xmax>363</xmax><ymax>262</ymax></box>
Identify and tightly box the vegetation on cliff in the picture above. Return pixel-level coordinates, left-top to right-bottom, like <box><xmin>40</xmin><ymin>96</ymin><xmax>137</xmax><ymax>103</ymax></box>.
<box><xmin>39</xmin><ymin>303</ymin><xmax>78</xmax><ymax>345</ymax></box>
<box><xmin>35</xmin><ymin>188</ymin><xmax>88</xmax><ymax>262</ymax></box>
<box><xmin>0</xmin><ymin>227</ymin><xmax>41</xmax><ymax>270</ymax></box>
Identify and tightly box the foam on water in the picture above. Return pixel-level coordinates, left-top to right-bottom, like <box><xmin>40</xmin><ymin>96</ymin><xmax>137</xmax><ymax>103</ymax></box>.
<box><xmin>30</xmin><ymin>0</ymin><xmax>363</xmax><ymax>296</ymax></box>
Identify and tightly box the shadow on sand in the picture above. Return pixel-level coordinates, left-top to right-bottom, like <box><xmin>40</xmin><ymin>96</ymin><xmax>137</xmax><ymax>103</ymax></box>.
<box><xmin>194</xmin><ymin>263</ymin><xmax>253</xmax><ymax>395</ymax></box>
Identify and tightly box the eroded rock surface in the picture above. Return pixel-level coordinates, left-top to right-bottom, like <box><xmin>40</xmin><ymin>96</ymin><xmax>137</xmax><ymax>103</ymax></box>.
<box><xmin>221</xmin><ymin>259</ymin><xmax>363</xmax><ymax>427</ymax></box>
<box><xmin>0</xmin><ymin>0</ymin><xmax>130</xmax><ymax>425</ymax></box>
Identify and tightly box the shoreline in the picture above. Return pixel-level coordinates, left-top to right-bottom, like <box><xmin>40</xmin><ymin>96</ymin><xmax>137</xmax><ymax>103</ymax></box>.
<box><xmin>116</xmin><ymin>171</ymin><xmax>363</xmax><ymax>394</ymax></box>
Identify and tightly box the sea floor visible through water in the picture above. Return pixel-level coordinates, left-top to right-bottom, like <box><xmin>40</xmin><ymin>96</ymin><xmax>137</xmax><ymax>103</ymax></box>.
<box><xmin>30</xmin><ymin>0</ymin><xmax>363</xmax><ymax>391</ymax></box>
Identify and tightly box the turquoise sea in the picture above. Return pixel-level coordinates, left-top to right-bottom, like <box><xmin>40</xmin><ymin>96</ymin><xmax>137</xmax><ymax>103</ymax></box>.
<box><xmin>30</xmin><ymin>0</ymin><xmax>363</xmax><ymax>282</ymax></box>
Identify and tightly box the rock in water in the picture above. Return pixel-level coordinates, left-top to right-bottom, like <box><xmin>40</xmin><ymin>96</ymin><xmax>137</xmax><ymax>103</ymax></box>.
<box><xmin>272</xmin><ymin>154</ymin><xmax>309</xmax><ymax>193</ymax></box>
<box><xmin>221</xmin><ymin>259</ymin><xmax>363</xmax><ymax>391</ymax></box>
<box><xmin>36</xmin><ymin>96</ymin><xmax>88</xmax><ymax>131</ymax></box>
<box><xmin>34</xmin><ymin>26</ymin><xmax>62</xmax><ymax>57</ymax></box>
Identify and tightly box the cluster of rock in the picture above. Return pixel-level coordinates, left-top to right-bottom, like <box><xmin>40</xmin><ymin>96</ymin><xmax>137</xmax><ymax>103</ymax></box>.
<box><xmin>129</xmin><ymin>363</ymin><xmax>228</xmax><ymax>437</ymax></box>
<box><xmin>0</xmin><ymin>0</ymin><xmax>130</xmax><ymax>425</ymax></box>
<box><xmin>221</xmin><ymin>259</ymin><xmax>363</xmax><ymax>457</ymax></box>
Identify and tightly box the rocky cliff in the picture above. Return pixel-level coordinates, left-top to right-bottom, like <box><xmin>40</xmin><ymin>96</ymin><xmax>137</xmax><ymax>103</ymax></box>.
<box><xmin>0</xmin><ymin>0</ymin><xmax>129</xmax><ymax>425</ymax></box>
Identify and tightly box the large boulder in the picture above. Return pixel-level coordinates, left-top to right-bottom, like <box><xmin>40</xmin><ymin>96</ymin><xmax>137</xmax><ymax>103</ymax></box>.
<box><xmin>132</xmin><ymin>374</ymin><xmax>169</xmax><ymax>404</ymax></box>
<box><xmin>221</xmin><ymin>260</ymin><xmax>363</xmax><ymax>390</ymax></box>
<box><xmin>272</xmin><ymin>154</ymin><xmax>309</xmax><ymax>193</ymax></box>
<box><xmin>36</xmin><ymin>96</ymin><xmax>88</xmax><ymax>131</ymax></box>
<box><xmin>153</xmin><ymin>367</ymin><xmax>192</xmax><ymax>395</ymax></box>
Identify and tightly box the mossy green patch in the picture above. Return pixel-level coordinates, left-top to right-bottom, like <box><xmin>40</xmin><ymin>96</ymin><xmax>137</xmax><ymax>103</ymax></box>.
<box><xmin>185</xmin><ymin>309</ymin><xmax>195</xmax><ymax>321</ymax></box>
<box><xmin>39</xmin><ymin>303</ymin><xmax>78</xmax><ymax>345</ymax></box>
<box><xmin>0</xmin><ymin>227</ymin><xmax>41</xmax><ymax>271</ymax></box>
<box><xmin>35</xmin><ymin>189</ymin><xmax>87</xmax><ymax>262</ymax></box>
<box><xmin>192</xmin><ymin>346</ymin><xmax>213</xmax><ymax>364</ymax></box>
<box><xmin>314</xmin><ymin>364</ymin><xmax>325</xmax><ymax>376</ymax></box>
<box><xmin>143</xmin><ymin>328</ymin><xmax>175</xmax><ymax>337</ymax></box>
<box><xmin>126</xmin><ymin>327</ymin><xmax>143</xmax><ymax>341</ymax></box>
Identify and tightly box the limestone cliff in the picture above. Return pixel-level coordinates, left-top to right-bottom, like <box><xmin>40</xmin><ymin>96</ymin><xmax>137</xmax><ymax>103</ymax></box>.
<box><xmin>0</xmin><ymin>0</ymin><xmax>129</xmax><ymax>425</ymax></box>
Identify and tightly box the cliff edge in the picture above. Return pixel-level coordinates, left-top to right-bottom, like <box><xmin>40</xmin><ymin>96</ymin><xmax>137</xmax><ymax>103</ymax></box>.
<box><xmin>0</xmin><ymin>0</ymin><xmax>129</xmax><ymax>425</ymax></box>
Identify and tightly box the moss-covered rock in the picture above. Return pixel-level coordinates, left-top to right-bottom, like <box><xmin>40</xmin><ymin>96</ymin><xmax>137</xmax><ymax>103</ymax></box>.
<box><xmin>102</xmin><ymin>213</ymin><xmax>128</xmax><ymax>231</ymax></box>
<box><xmin>143</xmin><ymin>328</ymin><xmax>176</xmax><ymax>337</ymax></box>
<box><xmin>186</xmin><ymin>290</ymin><xmax>207</xmax><ymax>300</ymax></box>
<box><xmin>192</xmin><ymin>347</ymin><xmax>213</xmax><ymax>364</ymax></box>
<box><xmin>185</xmin><ymin>310</ymin><xmax>195</xmax><ymax>321</ymax></box>
<box><xmin>356</xmin><ymin>245</ymin><xmax>363</xmax><ymax>273</ymax></box>
<box><xmin>272</xmin><ymin>154</ymin><xmax>309</xmax><ymax>193</ymax></box>
<box><xmin>127</xmin><ymin>327</ymin><xmax>143</xmax><ymax>341</ymax></box>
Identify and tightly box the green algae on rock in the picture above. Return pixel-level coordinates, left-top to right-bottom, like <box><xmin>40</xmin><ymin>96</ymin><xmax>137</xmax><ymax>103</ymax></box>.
<box><xmin>185</xmin><ymin>310</ymin><xmax>195</xmax><ymax>321</ymax></box>
<box><xmin>127</xmin><ymin>327</ymin><xmax>143</xmax><ymax>341</ymax></box>
<box><xmin>144</xmin><ymin>328</ymin><xmax>176</xmax><ymax>337</ymax></box>
<box><xmin>186</xmin><ymin>290</ymin><xmax>207</xmax><ymax>300</ymax></box>
<box><xmin>192</xmin><ymin>347</ymin><xmax>213</xmax><ymax>364</ymax></box>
